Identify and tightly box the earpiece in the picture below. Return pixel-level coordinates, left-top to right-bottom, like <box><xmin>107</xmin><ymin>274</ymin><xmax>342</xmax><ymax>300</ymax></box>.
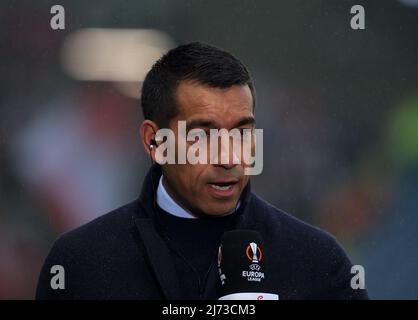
<box><xmin>149</xmin><ymin>138</ymin><xmax>157</xmax><ymax>150</ymax></box>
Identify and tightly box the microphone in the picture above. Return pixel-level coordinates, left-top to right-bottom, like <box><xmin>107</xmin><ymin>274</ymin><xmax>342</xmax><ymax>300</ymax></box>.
<box><xmin>217</xmin><ymin>230</ymin><xmax>279</xmax><ymax>300</ymax></box>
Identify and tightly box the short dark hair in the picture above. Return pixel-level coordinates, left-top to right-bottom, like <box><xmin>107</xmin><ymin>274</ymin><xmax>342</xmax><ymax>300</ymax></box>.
<box><xmin>140</xmin><ymin>42</ymin><xmax>256</xmax><ymax>127</ymax></box>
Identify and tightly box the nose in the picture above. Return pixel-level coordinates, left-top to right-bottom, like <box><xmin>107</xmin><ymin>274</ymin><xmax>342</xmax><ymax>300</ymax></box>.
<box><xmin>211</xmin><ymin>131</ymin><xmax>240</xmax><ymax>169</ymax></box>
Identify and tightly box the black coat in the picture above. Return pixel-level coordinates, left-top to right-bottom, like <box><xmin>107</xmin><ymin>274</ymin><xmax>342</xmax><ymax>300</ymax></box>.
<box><xmin>36</xmin><ymin>165</ymin><xmax>368</xmax><ymax>300</ymax></box>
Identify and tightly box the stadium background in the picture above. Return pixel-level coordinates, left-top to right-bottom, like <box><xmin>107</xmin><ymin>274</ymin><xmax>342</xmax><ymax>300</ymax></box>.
<box><xmin>0</xmin><ymin>0</ymin><xmax>417</xmax><ymax>299</ymax></box>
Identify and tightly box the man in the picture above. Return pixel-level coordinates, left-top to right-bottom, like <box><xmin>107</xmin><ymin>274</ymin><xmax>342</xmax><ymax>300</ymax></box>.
<box><xmin>36</xmin><ymin>42</ymin><xmax>368</xmax><ymax>299</ymax></box>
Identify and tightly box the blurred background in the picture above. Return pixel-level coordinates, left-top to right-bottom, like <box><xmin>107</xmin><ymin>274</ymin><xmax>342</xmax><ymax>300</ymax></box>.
<box><xmin>0</xmin><ymin>0</ymin><xmax>417</xmax><ymax>299</ymax></box>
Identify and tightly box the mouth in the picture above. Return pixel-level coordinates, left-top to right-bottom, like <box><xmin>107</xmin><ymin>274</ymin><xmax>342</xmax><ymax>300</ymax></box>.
<box><xmin>207</xmin><ymin>180</ymin><xmax>239</xmax><ymax>198</ymax></box>
<box><xmin>210</xmin><ymin>184</ymin><xmax>233</xmax><ymax>191</ymax></box>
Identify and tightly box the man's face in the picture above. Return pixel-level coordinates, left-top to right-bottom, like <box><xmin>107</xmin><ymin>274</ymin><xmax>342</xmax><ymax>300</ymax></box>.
<box><xmin>162</xmin><ymin>81</ymin><xmax>255</xmax><ymax>217</ymax></box>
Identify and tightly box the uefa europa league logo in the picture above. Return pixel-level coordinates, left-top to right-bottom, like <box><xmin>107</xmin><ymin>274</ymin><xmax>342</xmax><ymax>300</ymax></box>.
<box><xmin>250</xmin><ymin>242</ymin><xmax>259</xmax><ymax>263</ymax></box>
<box><xmin>245</xmin><ymin>242</ymin><xmax>263</xmax><ymax>275</ymax></box>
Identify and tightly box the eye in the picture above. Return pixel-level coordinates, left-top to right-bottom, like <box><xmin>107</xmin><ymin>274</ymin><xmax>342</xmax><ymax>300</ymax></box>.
<box><xmin>195</xmin><ymin>130</ymin><xmax>208</xmax><ymax>138</ymax></box>
<box><xmin>193</xmin><ymin>129</ymin><xmax>208</xmax><ymax>139</ymax></box>
<box><xmin>187</xmin><ymin>129</ymin><xmax>208</xmax><ymax>142</ymax></box>
<box><xmin>237</xmin><ymin>127</ymin><xmax>254</xmax><ymax>136</ymax></box>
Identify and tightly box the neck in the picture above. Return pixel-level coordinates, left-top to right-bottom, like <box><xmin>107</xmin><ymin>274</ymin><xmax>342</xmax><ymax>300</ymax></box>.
<box><xmin>157</xmin><ymin>176</ymin><xmax>197</xmax><ymax>219</ymax></box>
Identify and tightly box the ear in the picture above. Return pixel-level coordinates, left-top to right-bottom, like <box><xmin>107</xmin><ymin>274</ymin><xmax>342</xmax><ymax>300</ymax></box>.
<box><xmin>140</xmin><ymin>120</ymin><xmax>159</xmax><ymax>160</ymax></box>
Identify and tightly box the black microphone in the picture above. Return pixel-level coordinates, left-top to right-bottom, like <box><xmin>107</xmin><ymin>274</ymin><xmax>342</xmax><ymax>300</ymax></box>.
<box><xmin>217</xmin><ymin>230</ymin><xmax>279</xmax><ymax>300</ymax></box>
